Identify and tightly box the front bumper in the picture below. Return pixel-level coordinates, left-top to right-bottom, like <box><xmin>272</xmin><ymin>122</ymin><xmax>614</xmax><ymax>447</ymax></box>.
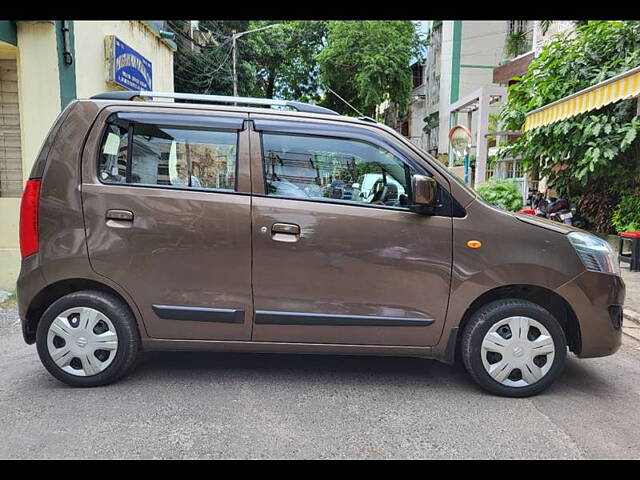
<box><xmin>556</xmin><ymin>270</ymin><xmax>626</xmax><ymax>358</ymax></box>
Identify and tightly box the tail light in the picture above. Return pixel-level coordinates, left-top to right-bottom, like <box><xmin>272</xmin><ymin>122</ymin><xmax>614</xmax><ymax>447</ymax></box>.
<box><xmin>19</xmin><ymin>179</ymin><xmax>41</xmax><ymax>258</ymax></box>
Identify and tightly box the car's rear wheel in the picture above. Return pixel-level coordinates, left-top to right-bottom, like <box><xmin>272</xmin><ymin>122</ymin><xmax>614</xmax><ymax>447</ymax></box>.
<box><xmin>36</xmin><ymin>290</ymin><xmax>139</xmax><ymax>387</ymax></box>
<box><xmin>461</xmin><ymin>299</ymin><xmax>566</xmax><ymax>397</ymax></box>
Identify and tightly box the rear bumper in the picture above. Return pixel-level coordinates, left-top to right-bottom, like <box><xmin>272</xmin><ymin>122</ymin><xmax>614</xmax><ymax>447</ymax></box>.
<box><xmin>16</xmin><ymin>254</ymin><xmax>45</xmax><ymax>344</ymax></box>
<box><xmin>556</xmin><ymin>271</ymin><xmax>625</xmax><ymax>358</ymax></box>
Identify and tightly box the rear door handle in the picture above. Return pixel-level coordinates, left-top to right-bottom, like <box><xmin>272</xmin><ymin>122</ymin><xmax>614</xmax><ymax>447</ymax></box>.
<box><xmin>106</xmin><ymin>209</ymin><xmax>134</xmax><ymax>222</ymax></box>
<box><xmin>271</xmin><ymin>223</ymin><xmax>300</xmax><ymax>242</ymax></box>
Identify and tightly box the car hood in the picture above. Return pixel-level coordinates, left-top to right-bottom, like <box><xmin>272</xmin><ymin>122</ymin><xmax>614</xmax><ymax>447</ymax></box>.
<box><xmin>513</xmin><ymin>212</ymin><xmax>583</xmax><ymax>234</ymax></box>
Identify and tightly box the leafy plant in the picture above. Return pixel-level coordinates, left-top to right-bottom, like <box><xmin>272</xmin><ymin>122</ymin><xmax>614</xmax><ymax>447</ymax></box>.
<box><xmin>498</xmin><ymin>21</ymin><xmax>640</xmax><ymax>232</ymax></box>
<box><xmin>422</xmin><ymin>112</ymin><xmax>439</xmax><ymax>132</ymax></box>
<box><xmin>504</xmin><ymin>31</ymin><xmax>529</xmax><ymax>59</ymax></box>
<box><xmin>611</xmin><ymin>193</ymin><xmax>640</xmax><ymax>233</ymax></box>
<box><xmin>540</xmin><ymin>20</ymin><xmax>553</xmax><ymax>35</ymax></box>
<box><xmin>476</xmin><ymin>179</ymin><xmax>523</xmax><ymax>211</ymax></box>
<box><xmin>576</xmin><ymin>191</ymin><xmax>618</xmax><ymax>233</ymax></box>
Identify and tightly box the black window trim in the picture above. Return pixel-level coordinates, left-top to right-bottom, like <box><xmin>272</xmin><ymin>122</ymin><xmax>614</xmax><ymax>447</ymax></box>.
<box><xmin>97</xmin><ymin>112</ymin><xmax>244</xmax><ymax>195</ymax></box>
<box><xmin>251</xmin><ymin>191</ymin><xmax>419</xmax><ymax>214</ymax></box>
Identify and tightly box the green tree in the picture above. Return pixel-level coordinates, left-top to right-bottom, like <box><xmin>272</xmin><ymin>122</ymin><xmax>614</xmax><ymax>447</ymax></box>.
<box><xmin>316</xmin><ymin>21</ymin><xmax>422</xmax><ymax>117</ymax></box>
<box><xmin>242</xmin><ymin>21</ymin><xmax>327</xmax><ymax>101</ymax></box>
<box><xmin>499</xmin><ymin>21</ymin><xmax>640</xmax><ymax>232</ymax></box>
<box><xmin>171</xmin><ymin>20</ymin><xmax>326</xmax><ymax>99</ymax></box>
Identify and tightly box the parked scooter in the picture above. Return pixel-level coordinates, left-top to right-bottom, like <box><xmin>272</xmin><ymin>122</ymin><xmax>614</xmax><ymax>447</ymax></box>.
<box><xmin>530</xmin><ymin>193</ymin><xmax>574</xmax><ymax>225</ymax></box>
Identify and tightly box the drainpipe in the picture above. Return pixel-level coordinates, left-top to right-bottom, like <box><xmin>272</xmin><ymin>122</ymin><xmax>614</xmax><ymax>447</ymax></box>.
<box><xmin>61</xmin><ymin>20</ymin><xmax>73</xmax><ymax>65</ymax></box>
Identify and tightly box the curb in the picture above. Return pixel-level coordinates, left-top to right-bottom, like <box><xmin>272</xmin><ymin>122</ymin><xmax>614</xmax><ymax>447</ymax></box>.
<box><xmin>623</xmin><ymin>307</ymin><xmax>640</xmax><ymax>343</ymax></box>
<box><xmin>624</xmin><ymin>307</ymin><xmax>640</xmax><ymax>326</ymax></box>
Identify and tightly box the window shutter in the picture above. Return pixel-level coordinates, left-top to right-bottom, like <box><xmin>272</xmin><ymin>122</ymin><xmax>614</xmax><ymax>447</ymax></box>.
<box><xmin>0</xmin><ymin>59</ymin><xmax>22</xmax><ymax>198</ymax></box>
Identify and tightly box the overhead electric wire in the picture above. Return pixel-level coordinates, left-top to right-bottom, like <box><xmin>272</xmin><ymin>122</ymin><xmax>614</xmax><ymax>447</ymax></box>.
<box><xmin>167</xmin><ymin>20</ymin><xmax>234</xmax><ymax>49</ymax></box>
<box><xmin>176</xmin><ymin>41</ymin><xmax>235</xmax><ymax>80</ymax></box>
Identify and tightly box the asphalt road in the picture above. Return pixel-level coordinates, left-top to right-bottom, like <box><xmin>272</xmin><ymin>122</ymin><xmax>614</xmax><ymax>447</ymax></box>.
<box><xmin>1</xmin><ymin>305</ymin><xmax>640</xmax><ymax>459</ymax></box>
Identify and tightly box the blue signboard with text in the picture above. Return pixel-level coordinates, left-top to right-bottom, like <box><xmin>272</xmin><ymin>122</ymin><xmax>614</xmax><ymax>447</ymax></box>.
<box><xmin>112</xmin><ymin>37</ymin><xmax>152</xmax><ymax>91</ymax></box>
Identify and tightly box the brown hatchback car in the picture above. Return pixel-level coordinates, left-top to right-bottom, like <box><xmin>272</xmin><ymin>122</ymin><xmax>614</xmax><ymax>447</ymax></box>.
<box><xmin>17</xmin><ymin>91</ymin><xmax>625</xmax><ymax>397</ymax></box>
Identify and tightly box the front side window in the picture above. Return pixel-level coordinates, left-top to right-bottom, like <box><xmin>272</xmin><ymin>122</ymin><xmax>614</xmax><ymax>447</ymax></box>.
<box><xmin>99</xmin><ymin>122</ymin><xmax>237</xmax><ymax>191</ymax></box>
<box><xmin>262</xmin><ymin>133</ymin><xmax>417</xmax><ymax>208</ymax></box>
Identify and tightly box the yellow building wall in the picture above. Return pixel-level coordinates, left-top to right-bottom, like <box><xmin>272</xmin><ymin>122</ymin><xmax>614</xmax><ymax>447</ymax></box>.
<box><xmin>74</xmin><ymin>21</ymin><xmax>174</xmax><ymax>99</ymax></box>
<box><xmin>0</xmin><ymin>22</ymin><xmax>61</xmax><ymax>290</ymax></box>
<box><xmin>0</xmin><ymin>21</ymin><xmax>174</xmax><ymax>291</ymax></box>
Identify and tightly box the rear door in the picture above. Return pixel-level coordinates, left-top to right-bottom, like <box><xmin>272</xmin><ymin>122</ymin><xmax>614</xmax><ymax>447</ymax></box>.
<box><xmin>81</xmin><ymin>106</ymin><xmax>253</xmax><ymax>340</ymax></box>
<box><xmin>248</xmin><ymin>115</ymin><xmax>453</xmax><ymax>347</ymax></box>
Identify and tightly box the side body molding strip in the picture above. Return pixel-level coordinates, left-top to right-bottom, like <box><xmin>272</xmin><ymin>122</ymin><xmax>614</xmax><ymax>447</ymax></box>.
<box><xmin>255</xmin><ymin>310</ymin><xmax>434</xmax><ymax>327</ymax></box>
<box><xmin>152</xmin><ymin>305</ymin><xmax>245</xmax><ymax>324</ymax></box>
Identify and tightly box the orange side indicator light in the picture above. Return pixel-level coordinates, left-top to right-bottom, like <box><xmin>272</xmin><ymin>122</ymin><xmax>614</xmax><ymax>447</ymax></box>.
<box><xmin>467</xmin><ymin>240</ymin><xmax>482</xmax><ymax>249</ymax></box>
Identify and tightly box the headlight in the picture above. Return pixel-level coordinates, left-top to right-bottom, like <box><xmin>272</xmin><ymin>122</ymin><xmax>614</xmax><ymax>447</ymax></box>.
<box><xmin>567</xmin><ymin>232</ymin><xmax>620</xmax><ymax>275</ymax></box>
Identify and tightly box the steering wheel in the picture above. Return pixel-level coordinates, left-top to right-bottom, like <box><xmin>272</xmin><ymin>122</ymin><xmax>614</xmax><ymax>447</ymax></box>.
<box><xmin>370</xmin><ymin>185</ymin><xmax>390</xmax><ymax>204</ymax></box>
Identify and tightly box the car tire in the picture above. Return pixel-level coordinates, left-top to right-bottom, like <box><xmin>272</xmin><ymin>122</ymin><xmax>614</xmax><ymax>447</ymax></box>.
<box><xmin>36</xmin><ymin>290</ymin><xmax>140</xmax><ymax>387</ymax></box>
<box><xmin>460</xmin><ymin>298</ymin><xmax>566</xmax><ymax>397</ymax></box>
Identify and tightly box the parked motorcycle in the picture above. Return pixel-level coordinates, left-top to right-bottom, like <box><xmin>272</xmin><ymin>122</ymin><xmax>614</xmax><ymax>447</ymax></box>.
<box><xmin>532</xmin><ymin>194</ymin><xmax>574</xmax><ymax>225</ymax></box>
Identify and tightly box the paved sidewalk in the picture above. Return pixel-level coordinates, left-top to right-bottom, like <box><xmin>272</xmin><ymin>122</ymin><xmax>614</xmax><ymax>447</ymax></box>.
<box><xmin>622</xmin><ymin>266</ymin><xmax>640</xmax><ymax>314</ymax></box>
<box><xmin>621</xmin><ymin>266</ymin><xmax>640</xmax><ymax>346</ymax></box>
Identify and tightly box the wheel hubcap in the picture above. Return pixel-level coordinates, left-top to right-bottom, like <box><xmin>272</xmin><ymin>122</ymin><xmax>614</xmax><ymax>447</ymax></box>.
<box><xmin>481</xmin><ymin>316</ymin><xmax>555</xmax><ymax>388</ymax></box>
<box><xmin>47</xmin><ymin>307</ymin><xmax>118</xmax><ymax>377</ymax></box>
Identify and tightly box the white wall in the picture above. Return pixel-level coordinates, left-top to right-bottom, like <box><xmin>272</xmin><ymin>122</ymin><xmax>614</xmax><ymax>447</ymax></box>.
<box><xmin>436</xmin><ymin>21</ymin><xmax>507</xmax><ymax>156</ymax></box>
<box><xmin>459</xmin><ymin>21</ymin><xmax>507</xmax><ymax>99</ymax></box>
<box><xmin>438</xmin><ymin>21</ymin><xmax>454</xmax><ymax>156</ymax></box>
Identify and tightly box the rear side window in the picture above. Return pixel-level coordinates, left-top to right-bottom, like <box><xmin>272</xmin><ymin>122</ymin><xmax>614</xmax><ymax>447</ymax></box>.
<box><xmin>99</xmin><ymin>122</ymin><xmax>238</xmax><ymax>191</ymax></box>
<box><xmin>98</xmin><ymin>124</ymin><xmax>129</xmax><ymax>183</ymax></box>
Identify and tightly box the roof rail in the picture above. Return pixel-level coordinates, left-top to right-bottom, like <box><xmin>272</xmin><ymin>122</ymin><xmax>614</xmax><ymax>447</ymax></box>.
<box><xmin>358</xmin><ymin>116</ymin><xmax>378</xmax><ymax>123</ymax></box>
<box><xmin>90</xmin><ymin>91</ymin><xmax>340</xmax><ymax>116</ymax></box>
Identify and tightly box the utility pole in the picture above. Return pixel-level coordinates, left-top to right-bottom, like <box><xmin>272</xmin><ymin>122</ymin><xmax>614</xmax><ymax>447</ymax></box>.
<box><xmin>231</xmin><ymin>24</ymin><xmax>281</xmax><ymax>97</ymax></box>
<box><xmin>231</xmin><ymin>30</ymin><xmax>238</xmax><ymax>97</ymax></box>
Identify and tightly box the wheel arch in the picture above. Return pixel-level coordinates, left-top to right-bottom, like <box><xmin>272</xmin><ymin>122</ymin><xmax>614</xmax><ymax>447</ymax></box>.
<box><xmin>452</xmin><ymin>284</ymin><xmax>581</xmax><ymax>362</ymax></box>
<box><xmin>23</xmin><ymin>278</ymin><xmax>143</xmax><ymax>345</ymax></box>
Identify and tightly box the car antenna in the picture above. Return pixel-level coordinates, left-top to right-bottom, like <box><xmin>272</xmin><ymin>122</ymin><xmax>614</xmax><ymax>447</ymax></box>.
<box><xmin>325</xmin><ymin>86</ymin><xmax>365</xmax><ymax>117</ymax></box>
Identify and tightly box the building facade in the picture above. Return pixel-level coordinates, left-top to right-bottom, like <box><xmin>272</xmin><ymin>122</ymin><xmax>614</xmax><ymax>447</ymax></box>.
<box><xmin>491</xmin><ymin>21</ymin><xmax>577</xmax><ymax>199</ymax></box>
<box><xmin>406</xmin><ymin>21</ymin><xmax>510</xmax><ymax>165</ymax></box>
<box><xmin>0</xmin><ymin>20</ymin><xmax>176</xmax><ymax>290</ymax></box>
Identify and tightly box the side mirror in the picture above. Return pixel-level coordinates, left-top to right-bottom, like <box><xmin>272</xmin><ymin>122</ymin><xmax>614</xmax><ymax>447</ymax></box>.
<box><xmin>411</xmin><ymin>175</ymin><xmax>438</xmax><ymax>214</ymax></box>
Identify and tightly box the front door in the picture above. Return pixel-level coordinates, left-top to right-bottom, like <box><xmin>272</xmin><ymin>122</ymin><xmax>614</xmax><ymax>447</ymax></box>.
<box><xmin>249</xmin><ymin>117</ymin><xmax>453</xmax><ymax>347</ymax></box>
<box><xmin>81</xmin><ymin>107</ymin><xmax>253</xmax><ymax>340</ymax></box>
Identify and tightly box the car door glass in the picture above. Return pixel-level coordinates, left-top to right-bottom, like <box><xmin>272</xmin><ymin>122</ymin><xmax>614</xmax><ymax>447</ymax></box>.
<box><xmin>99</xmin><ymin>122</ymin><xmax>238</xmax><ymax>191</ymax></box>
<box><xmin>262</xmin><ymin>133</ymin><xmax>416</xmax><ymax>208</ymax></box>
<box><xmin>98</xmin><ymin>124</ymin><xmax>129</xmax><ymax>183</ymax></box>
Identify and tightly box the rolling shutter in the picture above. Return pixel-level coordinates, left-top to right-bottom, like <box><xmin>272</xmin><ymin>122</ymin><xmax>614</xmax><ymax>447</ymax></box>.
<box><xmin>0</xmin><ymin>59</ymin><xmax>22</xmax><ymax>197</ymax></box>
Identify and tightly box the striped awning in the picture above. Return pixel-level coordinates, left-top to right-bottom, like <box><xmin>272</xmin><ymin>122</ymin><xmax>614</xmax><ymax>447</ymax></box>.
<box><xmin>524</xmin><ymin>66</ymin><xmax>640</xmax><ymax>131</ymax></box>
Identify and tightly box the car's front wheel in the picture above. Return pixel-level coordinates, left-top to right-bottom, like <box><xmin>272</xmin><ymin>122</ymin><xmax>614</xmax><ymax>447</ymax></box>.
<box><xmin>36</xmin><ymin>290</ymin><xmax>139</xmax><ymax>387</ymax></box>
<box><xmin>461</xmin><ymin>299</ymin><xmax>567</xmax><ymax>397</ymax></box>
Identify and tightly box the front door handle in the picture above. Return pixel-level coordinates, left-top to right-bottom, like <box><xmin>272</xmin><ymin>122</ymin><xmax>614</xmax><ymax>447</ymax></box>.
<box><xmin>106</xmin><ymin>209</ymin><xmax>134</xmax><ymax>222</ymax></box>
<box><xmin>271</xmin><ymin>223</ymin><xmax>300</xmax><ymax>243</ymax></box>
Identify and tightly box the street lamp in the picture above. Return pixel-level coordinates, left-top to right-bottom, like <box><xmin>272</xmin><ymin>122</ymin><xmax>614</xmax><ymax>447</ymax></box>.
<box><xmin>231</xmin><ymin>23</ymin><xmax>281</xmax><ymax>97</ymax></box>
